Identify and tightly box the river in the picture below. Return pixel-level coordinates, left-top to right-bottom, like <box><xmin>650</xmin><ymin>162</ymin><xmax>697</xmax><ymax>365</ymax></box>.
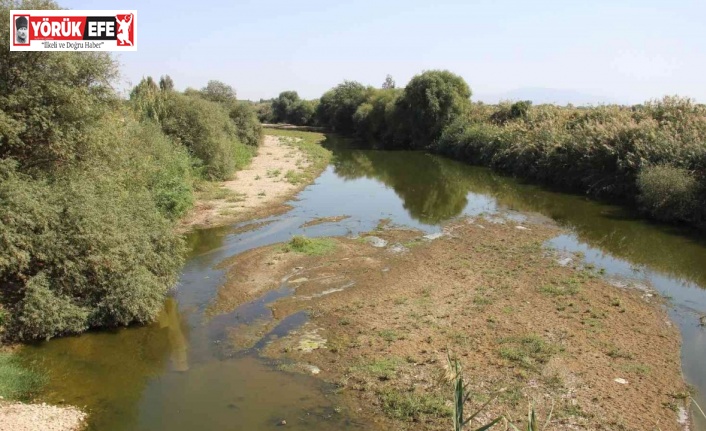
<box><xmin>19</xmin><ymin>135</ymin><xmax>706</xmax><ymax>430</ymax></box>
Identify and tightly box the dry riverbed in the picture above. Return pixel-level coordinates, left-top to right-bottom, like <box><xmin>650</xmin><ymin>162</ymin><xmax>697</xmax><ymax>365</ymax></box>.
<box><xmin>180</xmin><ymin>131</ymin><xmax>330</xmax><ymax>231</ymax></box>
<box><xmin>211</xmin><ymin>217</ymin><xmax>691</xmax><ymax>431</ymax></box>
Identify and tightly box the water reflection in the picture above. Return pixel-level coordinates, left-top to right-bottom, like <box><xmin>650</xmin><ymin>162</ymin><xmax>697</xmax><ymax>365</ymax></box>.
<box><xmin>328</xmin><ymin>143</ymin><xmax>706</xmax><ymax>289</ymax></box>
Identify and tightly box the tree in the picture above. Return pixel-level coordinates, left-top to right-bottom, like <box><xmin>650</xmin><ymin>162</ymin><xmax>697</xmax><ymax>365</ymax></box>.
<box><xmin>200</xmin><ymin>80</ymin><xmax>236</xmax><ymax>104</ymax></box>
<box><xmin>289</xmin><ymin>100</ymin><xmax>317</xmax><ymax>126</ymax></box>
<box><xmin>382</xmin><ymin>74</ymin><xmax>396</xmax><ymax>89</ymax></box>
<box><xmin>395</xmin><ymin>70</ymin><xmax>472</xmax><ymax>149</ymax></box>
<box><xmin>316</xmin><ymin>81</ymin><xmax>372</xmax><ymax>134</ymax></box>
<box><xmin>130</xmin><ymin>76</ymin><xmax>166</xmax><ymax>123</ymax></box>
<box><xmin>271</xmin><ymin>91</ymin><xmax>301</xmax><ymax>123</ymax></box>
<box><xmin>159</xmin><ymin>75</ymin><xmax>175</xmax><ymax>92</ymax></box>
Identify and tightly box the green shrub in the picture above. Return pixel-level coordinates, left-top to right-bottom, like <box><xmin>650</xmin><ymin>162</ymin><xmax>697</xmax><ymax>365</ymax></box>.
<box><xmin>161</xmin><ymin>93</ymin><xmax>242</xmax><ymax>180</ymax></box>
<box><xmin>283</xmin><ymin>235</ymin><xmax>337</xmax><ymax>256</ymax></box>
<box><xmin>87</xmin><ymin>113</ymin><xmax>195</xmax><ymax>220</ymax></box>
<box><xmin>378</xmin><ymin>388</ymin><xmax>452</xmax><ymax>421</ymax></box>
<box><xmin>229</xmin><ymin>102</ymin><xmax>263</xmax><ymax>147</ymax></box>
<box><xmin>637</xmin><ymin>165</ymin><xmax>700</xmax><ymax>222</ymax></box>
<box><xmin>0</xmin><ymin>161</ymin><xmax>184</xmax><ymax>340</ymax></box>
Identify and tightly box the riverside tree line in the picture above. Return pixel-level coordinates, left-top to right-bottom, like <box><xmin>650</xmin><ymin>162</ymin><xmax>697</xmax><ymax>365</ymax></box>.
<box><xmin>259</xmin><ymin>73</ymin><xmax>706</xmax><ymax>232</ymax></box>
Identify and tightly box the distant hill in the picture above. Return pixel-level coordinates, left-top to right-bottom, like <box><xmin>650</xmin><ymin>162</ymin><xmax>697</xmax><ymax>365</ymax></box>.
<box><xmin>474</xmin><ymin>87</ymin><xmax>619</xmax><ymax>106</ymax></box>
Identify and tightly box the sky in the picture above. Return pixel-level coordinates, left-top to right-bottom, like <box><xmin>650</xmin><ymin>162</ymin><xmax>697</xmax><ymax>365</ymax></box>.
<box><xmin>61</xmin><ymin>0</ymin><xmax>706</xmax><ymax>104</ymax></box>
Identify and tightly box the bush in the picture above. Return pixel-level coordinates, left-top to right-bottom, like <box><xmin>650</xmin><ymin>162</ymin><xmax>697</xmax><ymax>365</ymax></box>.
<box><xmin>161</xmin><ymin>93</ymin><xmax>243</xmax><ymax>180</ymax></box>
<box><xmin>638</xmin><ymin>165</ymin><xmax>701</xmax><ymax>222</ymax></box>
<box><xmin>89</xmin><ymin>113</ymin><xmax>196</xmax><ymax>220</ymax></box>
<box><xmin>229</xmin><ymin>102</ymin><xmax>263</xmax><ymax>147</ymax></box>
<box><xmin>0</xmin><ymin>160</ymin><xmax>184</xmax><ymax>340</ymax></box>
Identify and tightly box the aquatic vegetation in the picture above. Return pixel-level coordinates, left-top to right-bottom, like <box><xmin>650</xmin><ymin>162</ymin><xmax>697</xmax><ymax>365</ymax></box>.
<box><xmin>0</xmin><ymin>353</ymin><xmax>46</xmax><ymax>400</ymax></box>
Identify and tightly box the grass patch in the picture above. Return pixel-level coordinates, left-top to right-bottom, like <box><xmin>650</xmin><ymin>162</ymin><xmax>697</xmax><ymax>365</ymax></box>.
<box><xmin>196</xmin><ymin>182</ymin><xmax>242</xmax><ymax>201</ymax></box>
<box><xmin>540</xmin><ymin>281</ymin><xmax>580</xmax><ymax>296</ymax></box>
<box><xmin>283</xmin><ymin>235</ymin><xmax>336</xmax><ymax>256</ymax></box>
<box><xmin>354</xmin><ymin>357</ymin><xmax>402</xmax><ymax>380</ymax></box>
<box><xmin>378</xmin><ymin>329</ymin><xmax>399</xmax><ymax>343</ymax></box>
<box><xmin>284</xmin><ymin>169</ymin><xmax>305</xmax><ymax>185</ymax></box>
<box><xmin>620</xmin><ymin>363</ymin><xmax>651</xmax><ymax>375</ymax></box>
<box><xmin>0</xmin><ymin>353</ymin><xmax>46</xmax><ymax>401</ymax></box>
<box><xmin>606</xmin><ymin>347</ymin><xmax>634</xmax><ymax>360</ymax></box>
<box><xmin>234</xmin><ymin>142</ymin><xmax>257</xmax><ymax>170</ymax></box>
<box><xmin>378</xmin><ymin>388</ymin><xmax>452</xmax><ymax>421</ymax></box>
<box><xmin>498</xmin><ymin>334</ymin><xmax>558</xmax><ymax>370</ymax></box>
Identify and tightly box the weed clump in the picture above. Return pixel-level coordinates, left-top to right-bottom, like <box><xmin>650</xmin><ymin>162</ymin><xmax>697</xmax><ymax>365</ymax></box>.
<box><xmin>378</xmin><ymin>387</ymin><xmax>452</xmax><ymax>421</ymax></box>
<box><xmin>283</xmin><ymin>235</ymin><xmax>337</xmax><ymax>256</ymax></box>
<box><xmin>499</xmin><ymin>335</ymin><xmax>558</xmax><ymax>370</ymax></box>
<box><xmin>0</xmin><ymin>353</ymin><xmax>46</xmax><ymax>400</ymax></box>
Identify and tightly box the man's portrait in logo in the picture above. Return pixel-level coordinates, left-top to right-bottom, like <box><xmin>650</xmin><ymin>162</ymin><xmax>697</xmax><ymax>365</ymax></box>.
<box><xmin>14</xmin><ymin>15</ymin><xmax>29</xmax><ymax>45</ymax></box>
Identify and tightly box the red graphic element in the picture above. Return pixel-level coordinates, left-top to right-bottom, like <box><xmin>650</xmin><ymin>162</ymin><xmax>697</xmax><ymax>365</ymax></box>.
<box><xmin>115</xmin><ymin>13</ymin><xmax>134</xmax><ymax>46</ymax></box>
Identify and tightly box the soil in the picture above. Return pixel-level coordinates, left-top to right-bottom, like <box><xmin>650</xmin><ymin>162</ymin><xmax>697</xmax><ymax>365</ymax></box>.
<box><xmin>0</xmin><ymin>401</ymin><xmax>86</xmax><ymax>431</ymax></box>
<box><xmin>211</xmin><ymin>217</ymin><xmax>690</xmax><ymax>431</ymax></box>
<box><xmin>179</xmin><ymin>135</ymin><xmax>315</xmax><ymax>232</ymax></box>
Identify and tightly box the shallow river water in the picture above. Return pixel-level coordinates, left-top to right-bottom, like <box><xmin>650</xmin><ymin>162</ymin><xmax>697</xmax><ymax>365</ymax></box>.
<box><xmin>19</xmin><ymin>136</ymin><xmax>706</xmax><ymax>430</ymax></box>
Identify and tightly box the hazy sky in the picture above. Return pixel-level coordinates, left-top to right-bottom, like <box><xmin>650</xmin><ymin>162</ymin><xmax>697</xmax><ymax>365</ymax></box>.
<box><xmin>61</xmin><ymin>0</ymin><xmax>705</xmax><ymax>104</ymax></box>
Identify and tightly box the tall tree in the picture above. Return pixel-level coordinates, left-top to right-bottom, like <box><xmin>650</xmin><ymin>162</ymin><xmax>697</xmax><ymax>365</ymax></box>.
<box><xmin>382</xmin><ymin>74</ymin><xmax>396</xmax><ymax>89</ymax></box>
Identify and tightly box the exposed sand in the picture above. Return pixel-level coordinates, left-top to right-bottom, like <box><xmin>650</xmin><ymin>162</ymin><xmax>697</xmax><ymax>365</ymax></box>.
<box><xmin>0</xmin><ymin>401</ymin><xmax>86</xmax><ymax>431</ymax></box>
<box><xmin>180</xmin><ymin>135</ymin><xmax>312</xmax><ymax>231</ymax></box>
<box><xmin>210</xmin><ymin>218</ymin><xmax>690</xmax><ymax>431</ymax></box>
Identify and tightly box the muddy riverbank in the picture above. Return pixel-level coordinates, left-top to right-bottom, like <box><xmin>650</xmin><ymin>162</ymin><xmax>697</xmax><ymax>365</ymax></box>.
<box><xmin>212</xmin><ymin>218</ymin><xmax>690</xmax><ymax>430</ymax></box>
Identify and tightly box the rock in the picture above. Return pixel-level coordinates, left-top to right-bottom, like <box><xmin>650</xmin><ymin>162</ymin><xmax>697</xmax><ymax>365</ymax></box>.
<box><xmin>423</xmin><ymin>232</ymin><xmax>444</xmax><ymax>240</ymax></box>
<box><xmin>515</xmin><ymin>226</ymin><xmax>529</xmax><ymax>231</ymax></box>
<box><xmin>388</xmin><ymin>244</ymin><xmax>408</xmax><ymax>253</ymax></box>
<box><xmin>278</xmin><ymin>419</ymin><xmax>287</xmax><ymax>426</ymax></box>
<box><xmin>557</xmin><ymin>257</ymin><xmax>573</xmax><ymax>267</ymax></box>
<box><xmin>300</xmin><ymin>364</ymin><xmax>321</xmax><ymax>375</ymax></box>
<box><xmin>364</xmin><ymin>236</ymin><xmax>388</xmax><ymax>248</ymax></box>
<box><xmin>614</xmin><ymin>378</ymin><xmax>628</xmax><ymax>384</ymax></box>
<box><xmin>289</xmin><ymin>277</ymin><xmax>308</xmax><ymax>284</ymax></box>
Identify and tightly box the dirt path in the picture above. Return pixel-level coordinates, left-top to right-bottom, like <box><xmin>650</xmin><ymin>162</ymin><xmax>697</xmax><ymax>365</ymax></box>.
<box><xmin>179</xmin><ymin>135</ymin><xmax>313</xmax><ymax>231</ymax></box>
<box><xmin>210</xmin><ymin>217</ymin><xmax>691</xmax><ymax>431</ymax></box>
